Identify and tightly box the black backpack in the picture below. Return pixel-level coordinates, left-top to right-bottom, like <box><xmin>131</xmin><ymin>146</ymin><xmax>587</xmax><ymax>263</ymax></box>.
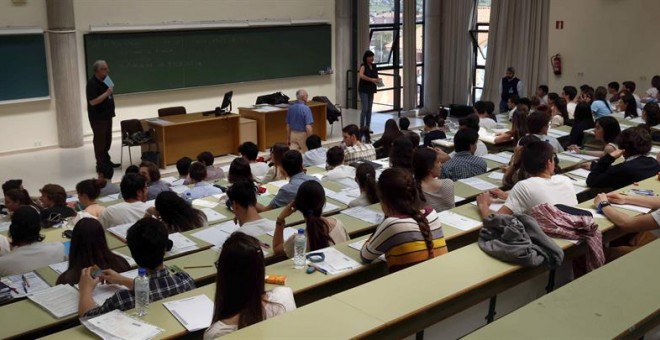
<box><xmin>255</xmin><ymin>92</ymin><xmax>290</xmax><ymax>105</ymax></box>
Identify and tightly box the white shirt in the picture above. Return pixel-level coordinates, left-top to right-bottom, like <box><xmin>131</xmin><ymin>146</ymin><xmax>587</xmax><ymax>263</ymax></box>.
<box><xmin>322</xmin><ymin>165</ymin><xmax>356</xmax><ymax>181</ymax></box>
<box><xmin>237</xmin><ymin>218</ymin><xmax>276</xmax><ymax>237</ymax></box>
<box><xmin>633</xmin><ymin>93</ymin><xmax>642</xmax><ymax>109</ymax></box>
<box><xmin>479</xmin><ymin>117</ymin><xmax>498</xmax><ymax>130</ymax></box>
<box><xmin>250</xmin><ymin>162</ymin><xmax>269</xmax><ymax>178</ymax></box>
<box><xmin>566</xmin><ymin>102</ymin><xmax>577</xmax><ymax>120</ymax></box>
<box><xmin>0</xmin><ymin>242</ymin><xmax>66</xmax><ymax>276</ymax></box>
<box><xmin>449</xmin><ymin>140</ymin><xmax>488</xmax><ymax>158</ymax></box>
<box><xmin>204</xmin><ymin>287</ymin><xmax>296</xmax><ymax>339</ymax></box>
<box><xmin>99</xmin><ymin>201</ymin><xmax>151</xmax><ymax>229</ymax></box>
<box><xmin>303</xmin><ymin>148</ymin><xmax>328</xmax><ymax>167</ymax></box>
<box><xmin>504</xmin><ymin>175</ymin><xmax>578</xmax><ymax>215</ymax></box>
<box><xmin>0</xmin><ymin>235</ymin><xmax>10</xmax><ymax>256</ymax></box>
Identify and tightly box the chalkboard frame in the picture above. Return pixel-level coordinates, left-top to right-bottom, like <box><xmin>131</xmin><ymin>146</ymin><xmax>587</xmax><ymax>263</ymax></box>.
<box><xmin>0</xmin><ymin>31</ymin><xmax>50</xmax><ymax>103</ymax></box>
<box><xmin>83</xmin><ymin>24</ymin><xmax>332</xmax><ymax>95</ymax></box>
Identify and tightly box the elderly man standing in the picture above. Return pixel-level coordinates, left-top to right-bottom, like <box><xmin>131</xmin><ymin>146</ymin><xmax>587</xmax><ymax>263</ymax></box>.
<box><xmin>86</xmin><ymin>60</ymin><xmax>119</xmax><ymax>168</ymax></box>
<box><xmin>286</xmin><ymin>89</ymin><xmax>314</xmax><ymax>152</ymax></box>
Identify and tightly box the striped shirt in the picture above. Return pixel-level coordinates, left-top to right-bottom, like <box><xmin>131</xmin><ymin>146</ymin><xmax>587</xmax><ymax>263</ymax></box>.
<box><xmin>343</xmin><ymin>142</ymin><xmax>377</xmax><ymax>164</ymax></box>
<box><xmin>360</xmin><ymin>208</ymin><xmax>447</xmax><ymax>272</ymax></box>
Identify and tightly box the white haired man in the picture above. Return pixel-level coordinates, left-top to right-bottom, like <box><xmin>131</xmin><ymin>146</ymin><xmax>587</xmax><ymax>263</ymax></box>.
<box><xmin>286</xmin><ymin>89</ymin><xmax>314</xmax><ymax>152</ymax></box>
<box><xmin>86</xmin><ymin>60</ymin><xmax>119</xmax><ymax>168</ymax></box>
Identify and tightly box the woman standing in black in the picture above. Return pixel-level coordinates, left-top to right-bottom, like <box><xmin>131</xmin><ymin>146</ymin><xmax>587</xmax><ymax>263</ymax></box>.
<box><xmin>358</xmin><ymin>50</ymin><xmax>381</xmax><ymax>131</ymax></box>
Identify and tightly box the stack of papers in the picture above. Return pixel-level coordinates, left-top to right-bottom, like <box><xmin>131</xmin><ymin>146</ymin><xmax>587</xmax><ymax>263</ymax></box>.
<box><xmin>107</xmin><ymin>222</ymin><xmax>134</xmax><ymax>241</ymax></box>
<box><xmin>201</xmin><ymin>208</ymin><xmax>227</xmax><ymax>223</ymax></box>
<box><xmin>190</xmin><ymin>220</ymin><xmax>241</xmax><ymax>246</ymax></box>
<box><xmin>307</xmin><ymin>247</ymin><xmax>361</xmax><ymax>275</ymax></box>
<box><xmin>1</xmin><ymin>271</ymin><xmax>51</xmax><ymax>298</ymax></box>
<box><xmin>437</xmin><ymin>210</ymin><xmax>482</xmax><ymax>231</ymax></box>
<box><xmin>27</xmin><ymin>284</ymin><xmax>79</xmax><ymax>318</ymax></box>
<box><xmin>340</xmin><ymin>206</ymin><xmax>384</xmax><ymax>224</ymax></box>
<box><xmin>163</xmin><ymin>295</ymin><xmax>214</xmax><ymax>332</ymax></box>
<box><xmin>166</xmin><ymin>233</ymin><xmax>199</xmax><ymax>256</ymax></box>
<box><xmin>83</xmin><ymin>310</ymin><xmax>163</xmax><ymax>340</ymax></box>
<box><xmin>458</xmin><ymin>177</ymin><xmax>498</xmax><ymax>191</ymax></box>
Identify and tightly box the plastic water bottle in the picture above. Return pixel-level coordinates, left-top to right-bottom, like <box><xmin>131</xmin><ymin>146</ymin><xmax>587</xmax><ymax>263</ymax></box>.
<box><xmin>293</xmin><ymin>228</ymin><xmax>307</xmax><ymax>269</ymax></box>
<box><xmin>134</xmin><ymin>268</ymin><xmax>150</xmax><ymax>317</ymax></box>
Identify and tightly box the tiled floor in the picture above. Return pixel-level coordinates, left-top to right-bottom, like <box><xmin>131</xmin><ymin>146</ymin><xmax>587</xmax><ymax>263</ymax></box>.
<box><xmin>0</xmin><ymin>109</ymin><xmax>423</xmax><ymax>194</ymax></box>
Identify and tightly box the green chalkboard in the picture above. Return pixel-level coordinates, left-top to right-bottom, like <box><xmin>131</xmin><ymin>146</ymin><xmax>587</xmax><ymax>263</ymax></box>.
<box><xmin>0</xmin><ymin>34</ymin><xmax>49</xmax><ymax>102</ymax></box>
<box><xmin>84</xmin><ymin>24</ymin><xmax>332</xmax><ymax>94</ymax></box>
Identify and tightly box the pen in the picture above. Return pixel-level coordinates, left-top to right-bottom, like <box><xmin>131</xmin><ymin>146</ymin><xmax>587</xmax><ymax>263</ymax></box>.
<box><xmin>308</xmin><ymin>263</ymin><xmax>328</xmax><ymax>275</ymax></box>
<box><xmin>21</xmin><ymin>274</ymin><xmax>30</xmax><ymax>288</ymax></box>
<box><xmin>183</xmin><ymin>265</ymin><xmax>214</xmax><ymax>269</ymax></box>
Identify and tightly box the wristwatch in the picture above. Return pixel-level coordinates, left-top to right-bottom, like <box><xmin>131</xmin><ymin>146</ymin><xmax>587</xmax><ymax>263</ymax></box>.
<box><xmin>276</xmin><ymin>217</ymin><xmax>286</xmax><ymax>226</ymax></box>
<box><xmin>597</xmin><ymin>200</ymin><xmax>611</xmax><ymax>214</ymax></box>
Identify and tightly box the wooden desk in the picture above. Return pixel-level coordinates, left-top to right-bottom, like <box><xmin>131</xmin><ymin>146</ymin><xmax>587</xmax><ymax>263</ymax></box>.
<box><xmin>144</xmin><ymin>112</ymin><xmax>241</xmax><ymax>168</ymax></box>
<box><xmin>465</xmin><ymin>239</ymin><xmax>660</xmax><ymax>340</ymax></box>
<box><xmin>238</xmin><ymin>101</ymin><xmax>327</xmax><ymax>151</ymax></box>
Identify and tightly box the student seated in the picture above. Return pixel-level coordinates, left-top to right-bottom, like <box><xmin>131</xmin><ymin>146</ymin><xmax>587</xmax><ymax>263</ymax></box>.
<box><xmin>0</xmin><ymin>206</ymin><xmax>66</xmax><ymax>276</ymax></box>
<box><xmin>261</xmin><ymin>143</ymin><xmax>289</xmax><ymax>184</ymax></box>
<box><xmin>322</xmin><ymin>146</ymin><xmax>356</xmax><ymax>181</ymax></box>
<box><xmin>301</xmin><ymin>135</ymin><xmax>327</xmax><ymax>167</ymax></box>
<box><xmin>619</xmin><ymin>92</ymin><xmax>641</xmax><ymax>118</ymax></box>
<box><xmin>641</xmin><ymin>75</ymin><xmax>660</xmax><ymax>103</ymax></box>
<box><xmin>622</xmin><ymin>81</ymin><xmax>642</xmax><ymax>108</ymax></box>
<box><xmin>204</xmin><ymin>233</ymin><xmax>296</xmax><ymax>339</ymax></box>
<box><xmin>96</xmin><ymin>163</ymin><xmax>120</xmax><ymax>197</ymax></box>
<box><xmin>225</xmin><ymin>181</ymin><xmax>275</xmax><ymax>237</ymax></box>
<box><xmin>591</xmin><ymin>86</ymin><xmax>614</xmax><ymax>119</ymax></box>
<box><xmin>257</xmin><ymin>150</ymin><xmax>319</xmax><ymax>212</ymax></box>
<box><xmin>360</xmin><ymin>168</ymin><xmax>447</xmax><ymax>272</ymax></box>
<box><xmin>39</xmin><ymin>184</ymin><xmax>76</xmax><ymax>227</ymax></box>
<box><xmin>398</xmin><ymin>117</ymin><xmax>410</xmax><ymax>131</ymax></box>
<box><xmin>535</xmin><ymin>85</ymin><xmax>549</xmax><ymax>105</ymax></box>
<box><xmin>527</xmin><ymin>111</ymin><xmax>564</xmax><ymax>153</ymax></box>
<box><xmin>342</xmin><ymin>124</ymin><xmax>376</xmax><ymax>163</ymax></box>
<box><xmin>373</xmin><ymin>119</ymin><xmax>402</xmax><ymax>158</ymax></box>
<box><xmin>593</xmin><ymin>192</ymin><xmax>659</xmax><ymax>260</ymax></box>
<box><xmin>76</xmin><ymin>179</ymin><xmax>106</xmax><ymax>218</ymax></box>
<box><xmin>403</xmin><ymin>129</ymin><xmax>421</xmax><ymax>149</ymax></box>
<box><xmin>124</xmin><ymin>165</ymin><xmax>139</xmax><ymax>174</ymax></box>
<box><xmin>56</xmin><ymin>218</ymin><xmax>131</xmax><ymax>285</ymax></box>
<box><xmin>475</xmin><ymin>101</ymin><xmax>497</xmax><ymax>129</ymax></box>
<box><xmin>348</xmin><ymin>163</ymin><xmax>380</xmax><ymax>207</ymax></box>
<box><xmin>138</xmin><ymin>161</ymin><xmax>171</xmax><ymax>200</ymax></box>
<box><xmin>147</xmin><ymin>191</ymin><xmax>207</xmax><ymax>233</ymax></box>
<box><xmin>441</xmin><ymin>128</ymin><xmax>487</xmax><ymax>181</ymax></box>
<box><xmin>99</xmin><ymin>173</ymin><xmax>151</xmax><ymax>229</ymax></box>
<box><xmin>494</xmin><ymin>102</ymin><xmax>529</xmax><ymax>144</ymax></box>
<box><xmin>640</xmin><ymin>102</ymin><xmax>660</xmax><ymax>142</ymax></box>
<box><xmin>502</xmin><ymin>135</ymin><xmax>542</xmax><ymax>187</ymax></box>
<box><xmin>181</xmin><ymin>162</ymin><xmax>224</xmax><ymax>200</ymax></box>
<box><xmin>413</xmin><ymin>148</ymin><xmax>455</xmax><ymax>212</ymax></box>
<box><xmin>562</xmin><ymin>85</ymin><xmax>578</xmax><ymax>119</ymax></box>
<box><xmin>389</xmin><ymin>135</ymin><xmax>415</xmax><ymax>171</ymax></box>
<box><xmin>607</xmin><ymin>81</ymin><xmax>621</xmax><ymax>103</ymax></box>
<box><xmin>478</xmin><ymin>141</ymin><xmax>577</xmax><ymax>216</ymax></box>
<box><xmin>568</xmin><ymin>115</ymin><xmax>620</xmax><ymax>160</ymax></box>
<box><xmin>568</xmin><ymin>102</ymin><xmax>596</xmax><ymax>147</ymax></box>
<box><xmin>227</xmin><ymin>157</ymin><xmax>255</xmax><ymax>185</ymax></box>
<box><xmin>78</xmin><ymin>218</ymin><xmax>196</xmax><ymax>317</ymax></box>
<box><xmin>239</xmin><ymin>142</ymin><xmax>269</xmax><ymax>178</ymax></box>
<box><xmin>586</xmin><ymin>126</ymin><xmax>660</xmax><ymax>189</ymax></box>
<box><xmin>580</xmin><ymin>85</ymin><xmax>594</xmax><ymax>105</ymax></box>
<box><xmin>273</xmin><ymin>181</ymin><xmax>350</xmax><ymax>258</ymax></box>
<box><xmin>505</xmin><ymin>94</ymin><xmax>520</xmax><ymax>120</ymax></box>
<box><xmin>551</xmin><ymin>97</ymin><xmax>570</xmax><ymax>127</ymax></box>
<box><xmin>175</xmin><ymin>156</ymin><xmax>193</xmax><ymax>185</ymax></box>
<box><xmin>422</xmin><ymin>114</ymin><xmax>447</xmax><ymax>147</ymax></box>
<box><xmin>4</xmin><ymin>188</ymin><xmax>36</xmax><ymax>215</ymax></box>
<box><xmin>197</xmin><ymin>151</ymin><xmax>224</xmax><ymax>180</ymax></box>
<box><xmin>456</xmin><ymin>114</ymin><xmax>488</xmax><ymax>156</ymax></box>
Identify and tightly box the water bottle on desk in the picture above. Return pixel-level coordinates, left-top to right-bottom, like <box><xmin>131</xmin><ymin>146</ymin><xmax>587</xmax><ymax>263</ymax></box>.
<box><xmin>293</xmin><ymin>228</ymin><xmax>306</xmax><ymax>269</ymax></box>
<box><xmin>134</xmin><ymin>268</ymin><xmax>150</xmax><ymax>317</ymax></box>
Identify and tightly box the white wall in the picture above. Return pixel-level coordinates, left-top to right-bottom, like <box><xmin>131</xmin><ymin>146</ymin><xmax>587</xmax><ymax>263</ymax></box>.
<box><xmin>0</xmin><ymin>0</ymin><xmax>335</xmax><ymax>154</ymax></box>
<box><xmin>548</xmin><ymin>0</ymin><xmax>660</xmax><ymax>94</ymax></box>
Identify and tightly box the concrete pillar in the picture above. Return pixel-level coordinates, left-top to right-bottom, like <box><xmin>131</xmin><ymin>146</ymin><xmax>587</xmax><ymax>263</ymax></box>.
<box><xmin>402</xmin><ymin>0</ymin><xmax>417</xmax><ymax>112</ymax></box>
<box><xmin>46</xmin><ymin>0</ymin><xmax>83</xmax><ymax>148</ymax></box>
<box><xmin>422</xmin><ymin>0</ymin><xmax>442</xmax><ymax>114</ymax></box>
<box><xmin>335</xmin><ymin>0</ymin><xmax>352</xmax><ymax>108</ymax></box>
<box><xmin>356</xmin><ymin>0</ymin><xmax>370</xmax><ymax>61</ymax></box>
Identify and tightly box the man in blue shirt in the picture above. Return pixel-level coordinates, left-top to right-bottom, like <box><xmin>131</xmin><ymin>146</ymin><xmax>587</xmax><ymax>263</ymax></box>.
<box><xmin>257</xmin><ymin>150</ymin><xmax>319</xmax><ymax>211</ymax></box>
<box><xmin>286</xmin><ymin>89</ymin><xmax>314</xmax><ymax>152</ymax></box>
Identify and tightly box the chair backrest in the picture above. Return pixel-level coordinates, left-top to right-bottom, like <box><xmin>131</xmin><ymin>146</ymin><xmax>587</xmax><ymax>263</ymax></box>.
<box><xmin>158</xmin><ymin>106</ymin><xmax>187</xmax><ymax>117</ymax></box>
<box><xmin>120</xmin><ymin>119</ymin><xmax>144</xmax><ymax>137</ymax></box>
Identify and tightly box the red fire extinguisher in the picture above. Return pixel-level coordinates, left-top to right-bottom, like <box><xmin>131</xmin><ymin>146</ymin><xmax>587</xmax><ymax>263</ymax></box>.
<box><xmin>551</xmin><ymin>54</ymin><xmax>562</xmax><ymax>75</ymax></box>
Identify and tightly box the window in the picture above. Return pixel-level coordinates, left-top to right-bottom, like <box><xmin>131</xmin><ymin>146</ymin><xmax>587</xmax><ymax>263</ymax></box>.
<box><xmin>470</xmin><ymin>0</ymin><xmax>491</xmax><ymax>103</ymax></box>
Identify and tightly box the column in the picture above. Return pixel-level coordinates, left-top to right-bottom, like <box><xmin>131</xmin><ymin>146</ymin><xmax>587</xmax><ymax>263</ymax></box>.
<box><xmin>421</xmin><ymin>0</ymin><xmax>441</xmax><ymax>114</ymax></box>
<box><xmin>402</xmin><ymin>0</ymin><xmax>417</xmax><ymax>112</ymax></box>
<box><xmin>334</xmin><ymin>0</ymin><xmax>352</xmax><ymax>108</ymax></box>
<box><xmin>46</xmin><ymin>0</ymin><xmax>83</xmax><ymax>148</ymax></box>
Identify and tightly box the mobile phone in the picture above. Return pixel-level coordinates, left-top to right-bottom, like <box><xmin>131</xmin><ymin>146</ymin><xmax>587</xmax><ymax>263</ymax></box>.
<box><xmin>62</xmin><ymin>230</ymin><xmax>73</xmax><ymax>239</ymax></box>
<box><xmin>90</xmin><ymin>265</ymin><xmax>103</xmax><ymax>279</ymax></box>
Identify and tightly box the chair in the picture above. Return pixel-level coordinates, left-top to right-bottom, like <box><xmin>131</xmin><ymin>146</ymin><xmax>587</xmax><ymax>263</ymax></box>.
<box><xmin>120</xmin><ymin>119</ymin><xmax>158</xmax><ymax>167</ymax></box>
<box><xmin>330</xmin><ymin>104</ymin><xmax>344</xmax><ymax>136</ymax></box>
<box><xmin>157</xmin><ymin>106</ymin><xmax>187</xmax><ymax>117</ymax></box>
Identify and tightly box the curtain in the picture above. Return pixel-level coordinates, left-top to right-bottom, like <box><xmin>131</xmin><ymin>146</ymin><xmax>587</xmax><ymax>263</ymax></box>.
<box><xmin>439</xmin><ymin>0</ymin><xmax>475</xmax><ymax>105</ymax></box>
<box><xmin>482</xmin><ymin>0</ymin><xmax>549</xmax><ymax>108</ymax></box>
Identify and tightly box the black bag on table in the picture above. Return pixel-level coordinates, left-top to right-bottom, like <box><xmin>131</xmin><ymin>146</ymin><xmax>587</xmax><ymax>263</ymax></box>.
<box><xmin>256</xmin><ymin>92</ymin><xmax>290</xmax><ymax>105</ymax></box>
<box><xmin>312</xmin><ymin>96</ymin><xmax>341</xmax><ymax>124</ymax></box>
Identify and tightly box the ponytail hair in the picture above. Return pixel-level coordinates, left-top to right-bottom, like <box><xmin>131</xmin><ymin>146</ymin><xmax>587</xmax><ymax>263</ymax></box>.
<box><xmin>355</xmin><ymin>163</ymin><xmax>379</xmax><ymax>204</ymax></box>
<box><xmin>76</xmin><ymin>179</ymin><xmax>102</xmax><ymax>201</ymax></box>
<box><xmin>294</xmin><ymin>181</ymin><xmax>333</xmax><ymax>251</ymax></box>
<box><xmin>378</xmin><ymin>168</ymin><xmax>434</xmax><ymax>259</ymax></box>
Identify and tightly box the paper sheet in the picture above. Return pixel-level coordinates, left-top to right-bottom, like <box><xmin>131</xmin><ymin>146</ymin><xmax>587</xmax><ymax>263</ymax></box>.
<box><xmin>191</xmin><ymin>221</ymin><xmax>238</xmax><ymax>246</ymax></box>
<box><xmin>112</xmin><ymin>251</ymin><xmax>137</xmax><ymax>267</ymax></box>
<box><xmin>340</xmin><ymin>206</ymin><xmax>384</xmax><ymax>224</ymax></box>
<box><xmin>160</xmin><ymin>176</ymin><xmax>178</xmax><ymax>185</ymax></box>
<box><xmin>568</xmin><ymin>168</ymin><xmax>591</xmax><ymax>178</ymax></box>
<box><xmin>166</xmin><ymin>233</ymin><xmax>199</xmax><ymax>256</ymax></box>
<box><xmin>562</xmin><ymin>151</ymin><xmax>599</xmax><ymax>161</ymax></box>
<box><xmin>547</xmin><ymin>128</ymin><xmax>570</xmax><ymax>137</ymax></box>
<box><xmin>83</xmin><ymin>310</ymin><xmax>163</xmax><ymax>340</ymax></box>
<box><xmin>432</xmin><ymin>139</ymin><xmax>454</xmax><ymax>147</ymax></box>
<box><xmin>481</xmin><ymin>152</ymin><xmax>512</xmax><ymax>164</ymax></box>
<box><xmin>27</xmin><ymin>284</ymin><xmax>79</xmax><ymax>318</ymax></box>
<box><xmin>458</xmin><ymin>177</ymin><xmax>498</xmax><ymax>191</ymax></box>
<box><xmin>334</xmin><ymin>177</ymin><xmax>360</xmax><ymax>190</ymax></box>
<box><xmin>49</xmin><ymin>261</ymin><xmax>69</xmax><ymax>275</ymax></box>
<box><xmin>309</xmin><ymin>247</ymin><xmax>361</xmax><ymax>275</ymax></box>
<box><xmin>487</xmin><ymin>172</ymin><xmax>505</xmax><ymax>180</ymax></box>
<box><xmin>201</xmin><ymin>208</ymin><xmax>227</xmax><ymax>223</ymax></box>
<box><xmin>454</xmin><ymin>195</ymin><xmax>465</xmax><ymax>203</ymax></box>
<box><xmin>107</xmin><ymin>222</ymin><xmax>134</xmax><ymax>241</ymax></box>
<box><xmin>171</xmin><ymin>185</ymin><xmax>189</xmax><ymax>194</ymax></box>
<box><xmin>1</xmin><ymin>271</ymin><xmax>51</xmax><ymax>299</ymax></box>
<box><xmin>437</xmin><ymin>210</ymin><xmax>482</xmax><ymax>231</ymax></box>
<box><xmin>348</xmin><ymin>239</ymin><xmax>367</xmax><ymax>251</ymax></box>
<box><xmin>163</xmin><ymin>295</ymin><xmax>214</xmax><ymax>332</ymax></box>
<box><xmin>192</xmin><ymin>199</ymin><xmax>219</xmax><ymax>209</ymax></box>
<box><xmin>323</xmin><ymin>188</ymin><xmax>354</xmax><ymax>205</ymax></box>
<box><xmin>322</xmin><ymin>202</ymin><xmax>340</xmax><ymax>213</ymax></box>
<box><xmin>612</xmin><ymin>204</ymin><xmax>652</xmax><ymax>214</ymax></box>
<box><xmin>556</xmin><ymin>153</ymin><xmax>583</xmax><ymax>163</ymax></box>
<box><xmin>267</xmin><ymin>227</ymin><xmax>297</xmax><ymax>241</ymax></box>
